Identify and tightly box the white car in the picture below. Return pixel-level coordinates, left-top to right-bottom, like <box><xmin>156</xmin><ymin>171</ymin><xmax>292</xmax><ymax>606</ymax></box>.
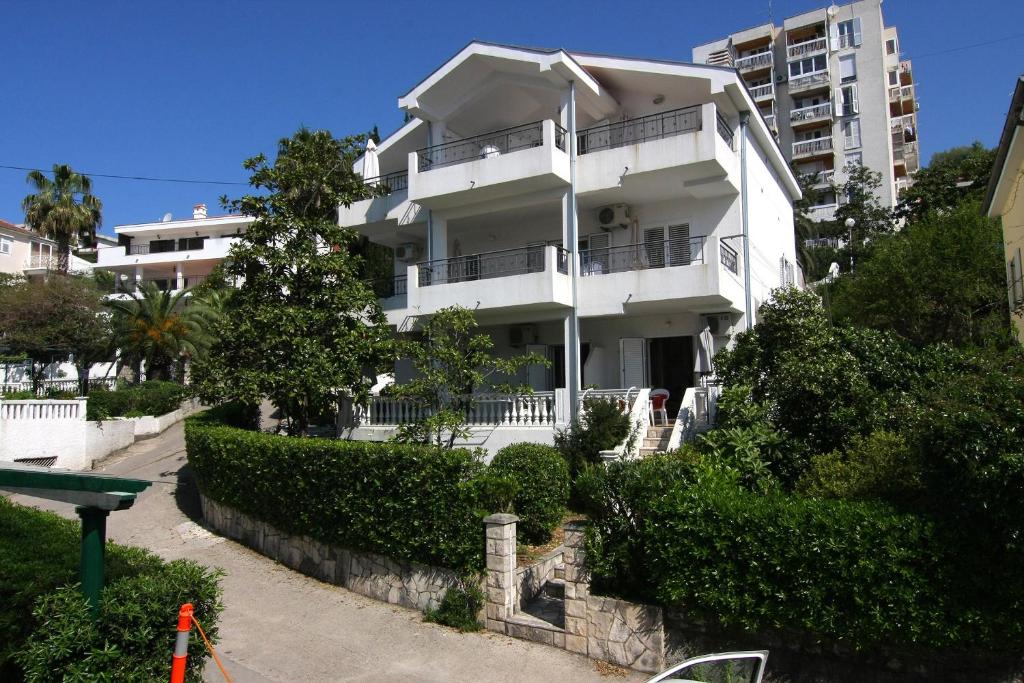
<box><xmin>644</xmin><ymin>651</ymin><xmax>768</xmax><ymax>683</ymax></box>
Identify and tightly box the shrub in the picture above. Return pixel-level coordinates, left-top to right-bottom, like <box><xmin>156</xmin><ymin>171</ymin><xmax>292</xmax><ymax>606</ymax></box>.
<box><xmin>0</xmin><ymin>498</ymin><xmax>221</xmax><ymax>681</ymax></box>
<box><xmin>489</xmin><ymin>443</ymin><xmax>570</xmax><ymax>545</ymax></box>
<box><xmin>555</xmin><ymin>398</ymin><xmax>631</xmax><ymax>480</ymax></box>
<box><xmin>86</xmin><ymin>380</ymin><xmax>190</xmax><ymax>420</ymax></box>
<box><xmin>797</xmin><ymin>430</ymin><xmax>923</xmax><ymax>503</ymax></box>
<box><xmin>185</xmin><ymin>413</ymin><xmax>488</xmax><ymax>575</ymax></box>
<box><xmin>423</xmin><ymin>581</ymin><xmax>484</xmax><ymax>632</ymax></box>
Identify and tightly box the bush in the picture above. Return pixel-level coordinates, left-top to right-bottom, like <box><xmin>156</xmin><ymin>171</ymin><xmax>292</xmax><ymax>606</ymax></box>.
<box><xmin>86</xmin><ymin>380</ymin><xmax>190</xmax><ymax>420</ymax></box>
<box><xmin>489</xmin><ymin>443</ymin><xmax>570</xmax><ymax>545</ymax></box>
<box><xmin>580</xmin><ymin>455</ymin><xmax>1024</xmax><ymax>653</ymax></box>
<box><xmin>185</xmin><ymin>413</ymin><xmax>488</xmax><ymax>575</ymax></box>
<box><xmin>555</xmin><ymin>398</ymin><xmax>631</xmax><ymax>480</ymax></box>
<box><xmin>423</xmin><ymin>581</ymin><xmax>484</xmax><ymax>632</ymax></box>
<box><xmin>797</xmin><ymin>430</ymin><xmax>923</xmax><ymax>503</ymax></box>
<box><xmin>0</xmin><ymin>498</ymin><xmax>221</xmax><ymax>681</ymax></box>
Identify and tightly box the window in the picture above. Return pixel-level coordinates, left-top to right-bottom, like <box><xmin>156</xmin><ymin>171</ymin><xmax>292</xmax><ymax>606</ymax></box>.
<box><xmin>888</xmin><ymin>69</ymin><xmax>899</xmax><ymax>86</ymax></box>
<box><xmin>0</xmin><ymin>238</ymin><xmax>10</xmax><ymax>255</ymax></box>
<box><xmin>789</xmin><ymin>54</ymin><xmax>827</xmax><ymax>78</ymax></box>
<box><xmin>886</xmin><ymin>38</ymin><xmax>897</xmax><ymax>55</ymax></box>
<box><xmin>149</xmin><ymin>239</ymin><xmax>176</xmax><ymax>253</ymax></box>
<box><xmin>843</xmin><ymin>119</ymin><xmax>862</xmax><ymax>149</ymax></box>
<box><xmin>176</xmin><ymin>236</ymin><xmax>207</xmax><ymax>251</ymax></box>
<box><xmin>845</xmin><ymin>152</ymin><xmax>863</xmax><ymax>168</ymax></box>
<box><xmin>835</xmin><ymin>18</ymin><xmax>863</xmax><ymax>49</ymax></box>
<box><xmin>838</xmin><ymin>84</ymin><xmax>859</xmax><ymax>116</ymax></box>
<box><xmin>839</xmin><ymin>54</ymin><xmax>857</xmax><ymax>83</ymax></box>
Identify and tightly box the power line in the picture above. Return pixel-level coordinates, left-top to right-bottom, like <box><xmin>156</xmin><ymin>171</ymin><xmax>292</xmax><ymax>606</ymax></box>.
<box><xmin>912</xmin><ymin>32</ymin><xmax>1024</xmax><ymax>60</ymax></box>
<box><xmin>0</xmin><ymin>164</ymin><xmax>247</xmax><ymax>186</ymax></box>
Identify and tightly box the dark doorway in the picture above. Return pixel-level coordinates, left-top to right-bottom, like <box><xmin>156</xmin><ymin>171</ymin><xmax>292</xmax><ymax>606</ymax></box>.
<box><xmin>648</xmin><ymin>336</ymin><xmax>694</xmax><ymax>417</ymax></box>
<box><xmin>549</xmin><ymin>343</ymin><xmax>591</xmax><ymax>390</ymax></box>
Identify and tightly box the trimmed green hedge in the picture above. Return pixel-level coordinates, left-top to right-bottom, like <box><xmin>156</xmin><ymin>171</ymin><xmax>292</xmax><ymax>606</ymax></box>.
<box><xmin>0</xmin><ymin>498</ymin><xmax>221</xmax><ymax>682</ymax></box>
<box><xmin>489</xmin><ymin>442</ymin><xmax>569</xmax><ymax>545</ymax></box>
<box><xmin>86</xmin><ymin>380</ymin><xmax>190</xmax><ymax>420</ymax></box>
<box><xmin>185</xmin><ymin>413</ymin><xmax>489</xmax><ymax>575</ymax></box>
<box><xmin>579</xmin><ymin>454</ymin><xmax>1023</xmax><ymax>653</ymax></box>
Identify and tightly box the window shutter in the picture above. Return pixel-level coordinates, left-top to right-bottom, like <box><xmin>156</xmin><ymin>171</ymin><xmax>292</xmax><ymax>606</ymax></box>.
<box><xmin>667</xmin><ymin>224</ymin><xmax>691</xmax><ymax>266</ymax></box>
<box><xmin>853</xmin><ymin>17</ymin><xmax>863</xmax><ymax>46</ymax></box>
<box><xmin>620</xmin><ymin>338</ymin><xmax>648</xmax><ymax>389</ymax></box>
<box><xmin>851</xmin><ymin>84</ymin><xmax>859</xmax><ymax>114</ymax></box>
<box><xmin>644</xmin><ymin>227</ymin><xmax>665</xmax><ymax>268</ymax></box>
<box><xmin>829</xmin><ymin>22</ymin><xmax>840</xmax><ymax>51</ymax></box>
<box><xmin>834</xmin><ymin>88</ymin><xmax>842</xmax><ymax>114</ymax></box>
<box><xmin>587</xmin><ymin>232</ymin><xmax>610</xmax><ymax>273</ymax></box>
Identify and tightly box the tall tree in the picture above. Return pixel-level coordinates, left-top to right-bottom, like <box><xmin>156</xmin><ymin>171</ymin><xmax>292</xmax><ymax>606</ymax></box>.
<box><xmin>895</xmin><ymin>142</ymin><xmax>996</xmax><ymax>223</ymax></box>
<box><xmin>22</xmin><ymin>164</ymin><xmax>102</xmax><ymax>274</ymax></box>
<box><xmin>193</xmin><ymin>128</ymin><xmax>391</xmax><ymax>436</ymax></box>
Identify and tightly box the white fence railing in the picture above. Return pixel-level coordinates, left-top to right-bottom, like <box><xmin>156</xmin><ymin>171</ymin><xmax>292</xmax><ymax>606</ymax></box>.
<box><xmin>666</xmin><ymin>385</ymin><xmax>720</xmax><ymax>451</ymax></box>
<box><xmin>0</xmin><ymin>399</ymin><xmax>86</xmax><ymax>421</ymax></box>
<box><xmin>792</xmin><ymin>136</ymin><xmax>833</xmax><ymax>158</ymax></box>
<box><xmin>748</xmin><ymin>83</ymin><xmax>775</xmax><ymax>101</ymax></box>
<box><xmin>358</xmin><ymin>392</ymin><xmax>557</xmax><ymax>427</ymax></box>
<box><xmin>787</xmin><ymin>37</ymin><xmax>827</xmax><ymax>59</ymax></box>
<box><xmin>0</xmin><ymin>377</ymin><xmax>116</xmax><ymax>396</ymax></box>
<box><xmin>736</xmin><ymin>52</ymin><xmax>773</xmax><ymax>71</ymax></box>
<box><xmin>790</xmin><ymin>102</ymin><xmax>832</xmax><ymax>124</ymax></box>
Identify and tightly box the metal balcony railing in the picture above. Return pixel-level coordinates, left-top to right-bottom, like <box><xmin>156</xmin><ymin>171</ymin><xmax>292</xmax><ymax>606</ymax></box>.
<box><xmin>128</xmin><ymin>238</ymin><xmax>208</xmax><ymax>256</ymax></box>
<box><xmin>788</xmin><ymin>71</ymin><xmax>830</xmax><ymax>93</ymax></box>
<box><xmin>792</xmin><ymin>136</ymin><xmax>833</xmax><ymax>157</ymax></box>
<box><xmin>749</xmin><ymin>83</ymin><xmax>775</xmax><ymax>101</ymax></box>
<box><xmin>417</xmin><ymin>121</ymin><xmax>565</xmax><ymax>171</ymax></box>
<box><xmin>417</xmin><ymin>245</ymin><xmax>562</xmax><ymax>287</ymax></box>
<box><xmin>578</xmin><ymin>236</ymin><xmax>705</xmax><ymax>276</ymax></box>
<box><xmin>736</xmin><ymin>52</ymin><xmax>773</xmax><ymax>71</ymax></box>
<box><xmin>787</xmin><ymin>36</ymin><xmax>827</xmax><ymax>59</ymax></box>
<box><xmin>372</xmin><ymin>275</ymin><xmax>407</xmax><ymax>298</ymax></box>
<box><xmin>809</xmin><ymin>204</ymin><xmax>838</xmax><ymax>221</ymax></box>
<box><xmin>720</xmin><ymin>241</ymin><xmax>739</xmax><ymax>274</ymax></box>
<box><xmin>363</xmin><ymin>170</ymin><xmax>408</xmax><ymax>195</ymax></box>
<box><xmin>790</xmin><ymin>102</ymin><xmax>832</xmax><ymax>124</ymax></box>
<box><xmin>577</xmin><ymin>105</ymin><xmax>702</xmax><ymax>155</ymax></box>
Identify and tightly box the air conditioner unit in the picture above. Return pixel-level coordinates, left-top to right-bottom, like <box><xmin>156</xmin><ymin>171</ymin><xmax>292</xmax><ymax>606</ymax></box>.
<box><xmin>704</xmin><ymin>313</ymin><xmax>735</xmax><ymax>336</ymax></box>
<box><xmin>775</xmin><ymin>73</ymin><xmax>787</xmax><ymax>84</ymax></box>
<box><xmin>509</xmin><ymin>324</ymin><xmax>538</xmax><ymax>347</ymax></box>
<box><xmin>395</xmin><ymin>243</ymin><xmax>422</xmax><ymax>263</ymax></box>
<box><xmin>598</xmin><ymin>204</ymin><xmax>631</xmax><ymax>230</ymax></box>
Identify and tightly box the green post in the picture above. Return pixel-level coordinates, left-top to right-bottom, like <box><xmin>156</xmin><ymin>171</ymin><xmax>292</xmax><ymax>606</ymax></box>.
<box><xmin>76</xmin><ymin>506</ymin><xmax>109</xmax><ymax>618</ymax></box>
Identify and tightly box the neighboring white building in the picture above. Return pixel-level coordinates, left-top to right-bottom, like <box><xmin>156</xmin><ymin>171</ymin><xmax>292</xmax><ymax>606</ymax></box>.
<box><xmin>340</xmin><ymin>41</ymin><xmax>801</xmax><ymax>449</ymax></box>
<box><xmin>0</xmin><ymin>219</ymin><xmax>93</xmax><ymax>279</ymax></box>
<box><xmin>96</xmin><ymin>204</ymin><xmax>252</xmax><ymax>293</ymax></box>
<box><xmin>693</xmin><ymin>0</ymin><xmax>919</xmax><ymax>222</ymax></box>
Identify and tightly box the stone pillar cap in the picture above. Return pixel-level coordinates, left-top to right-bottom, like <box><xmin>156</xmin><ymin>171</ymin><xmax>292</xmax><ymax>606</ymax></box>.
<box><xmin>483</xmin><ymin>513</ymin><xmax>519</xmax><ymax>524</ymax></box>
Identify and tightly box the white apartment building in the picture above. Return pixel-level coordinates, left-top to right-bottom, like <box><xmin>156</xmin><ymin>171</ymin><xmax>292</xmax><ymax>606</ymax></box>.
<box><xmin>341</xmin><ymin>41</ymin><xmax>801</xmax><ymax>450</ymax></box>
<box><xmin>96</xmin><ymin>204</ymin><xmax>252</xmax><ymax>294</ymax></box>
<box><xmin>693</xmin><ymin>0</ymin><xmax>919</xmax><ymax>222</ymax></box>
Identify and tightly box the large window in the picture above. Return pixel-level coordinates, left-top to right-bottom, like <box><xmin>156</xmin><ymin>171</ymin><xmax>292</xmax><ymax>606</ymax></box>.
<box><xmin>836</xmin><ymin>18</ymin><xmax>863</xmax><ymax>48</ymax></box>
<box><xmin>843</xmin><ymin>119</ymin><xmax>862</xmax><ymax>149</ymax></box>
<box><xmin>838</xmin><ymin>84</ymin><xmax>859</xmax><ymax>116</ymax></box>
<box><xmin>886</xmin><ymin>38</ymin><xmax>897</xmax><ymax>55</ymax></box>
<box><xmin>789</xmin><ymin>54</ymin><xmax>827</xmax><ymax>78</ymax></box>
<box><xmin>845</xmin><ymin>151</ymin><xmax>863</xmax><ymax>168</ymax></box>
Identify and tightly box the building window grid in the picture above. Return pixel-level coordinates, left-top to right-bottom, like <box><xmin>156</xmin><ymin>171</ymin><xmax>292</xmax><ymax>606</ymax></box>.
<box><xmin>0</xmin><ymin>238</ymin><xmax>10</xmax><ymax>255</ymax></box>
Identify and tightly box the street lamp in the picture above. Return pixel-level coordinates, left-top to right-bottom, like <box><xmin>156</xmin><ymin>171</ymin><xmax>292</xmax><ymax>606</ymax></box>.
<box><xmin>844</xmin><ymin>217</ymin><xmax>856</xmax><ymax>273</ymax></box>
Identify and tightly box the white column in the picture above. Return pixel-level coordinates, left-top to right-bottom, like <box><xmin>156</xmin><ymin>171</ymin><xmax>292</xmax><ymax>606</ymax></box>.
<box><xmin>561</xmin><ymin>84</ymin><xmax>581</xmax><ymax>418</ymax></box>
<box><xmin>134</xmin><ymin>266</ymin><xmax>144</xmax><ymax>292</ymax></box>
<box><xmin>428</xmin><ymin>215</ymin><xmax>448</xmax><ymax>264</ymax></box>
<box><xmin>175</xmin><ymin>263</ymin><xmax>184</xmax><ymax>291</ymax></box>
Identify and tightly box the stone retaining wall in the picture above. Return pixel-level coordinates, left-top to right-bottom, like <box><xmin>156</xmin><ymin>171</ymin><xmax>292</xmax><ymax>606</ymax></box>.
<box><xmin>515</xmin><ymin>545</ymin><xmax>563</xmax><ymax>608</ymax></box>
<box><xmin>200</xmin><ymin>495</ymin><xmax>458</xmax><ymax>611</ymax></box>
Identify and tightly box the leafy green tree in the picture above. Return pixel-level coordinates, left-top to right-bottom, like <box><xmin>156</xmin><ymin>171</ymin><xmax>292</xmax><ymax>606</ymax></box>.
<box><xmin>193</xmin><ymin>128</ymin><xmax>390</xmax><ymax>436</ymax></box>
<box><xmin>827</xmin><ymin>201</ymin><xmax>1009</xmax><ymax>347</ymax></box>
<box><xmin>792</xmin><ymin>168</ymin><xmax>834</xmax><ymax>282</ymax></box>
<box><xmin>0</xmin><ymin>275</ymin><xmax>113</xmax><ymax>394</ymax></box>
<box><xmin>390</xmin><ymin>305</ymin><xmax>546</xmax><ymax>448</ymax></box>
<box><xmin>896</xmin><ymin>142</ymin><xmax>996</xmax><ymax>222</ymax></box>
<box><xmin>22</xmin><ymin>164</ymin><xmax>102</xmax><ymax>274</ymax></box>
<box><xmin>825</xmin><ymin>164</ymin><xmax>895</xmax><ymax>273</ymax></box>
<box><xmin>107</xmin><ymin>282</ymin><xmax>219</xmax><ymax>383</ymax></box>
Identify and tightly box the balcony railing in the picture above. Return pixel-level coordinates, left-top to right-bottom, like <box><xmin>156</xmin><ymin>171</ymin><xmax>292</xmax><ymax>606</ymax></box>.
<box><xmin>716</xmin><ymin>112</ymin><xmax>734</xmax><ymax>146</ymax></box>
<box><xmin>720</xmin><ymin>241</ymin><xmax>739</xmax><ymax>275</ymax></box>
<box><xmin>578</xmin><ymin>236</ymin><xmax>705</xmax><ymax>276</ymax></box>
<box><xmin>358</xmin><ymin>392</ymin><xmax>557</xmax><ymax>426</ymax></box>
<box><xmin>736</xmin><ymin>52</ymin><xmax>773</xmax><ymax>72</ymax></box>
<box><xmin>889</xmin><ymin>85</ymin><xmax>916</xmax><ymax>103</ymax></box>
<box><xmin>787</xmin><ymin>36</ymin><xmax>827</xmax><ymax>59</ymax></box>
<box><xmin>26</xmin><ymin>255</ymin><xmax>58</xmax><ymax>270</ymax></box>
<box><xmin>1</xmin><ymin>377</ymin><xmax>116</xmax><ymax>397</ymax></box>
<box><xmin>788</xmin><ymin>71</ymin><xmax>830</xmax><ymax>93</ymax></box>
<box><xmin>417</xmin><ymin>245</ymin><xmax>561</xmax><ymax>287</ymax></box>
<box><xmin>790</xmin><ymin>102</ymin><xmax>832</xmax><ymax>124</ymax></box>
<box><xmin>372</xmin><ymin>275</ymin><xmax>407</xmax><ymax>298</ymax></box>
<box><xmin>120</xmin><ymin>275</ymin><xmax>207</xmax><ymax>293</ymax></box>
<box><xmin>808</xmin><ymin>204</ymin><xmax>838</xmax><ymax>221</ymax></box>
<box><xmin>417</xmin><ymin>121</ymin><xmax>565</xmax><ymax>172</ymax></box>
<box><xmin>792</xmin><ymin>136</ymin><xmax>833</xmax><ymax>158</ymax></box>
<box><xmin>749</xmin><ymin>83</ymin><xmax>775</xmax><ymax>101</ymax></box>
<box><xmin>363</xmin><ymin>170</ymin><xmax>408</xmax><ymax>195</ymax></box>
<box><xmin>763</xmin><ymin>113</ymin><xmax>777</xmax><ymax>131</ymax></box>
<box><xmin>128</xmin><ymin>239</ymin><xmax>209</xmax><ymax>256</ymax></box>
<box><xmin>577</xmin><ymin>105</ymin><xmax>701</xmax><ymax>155</ymax></box>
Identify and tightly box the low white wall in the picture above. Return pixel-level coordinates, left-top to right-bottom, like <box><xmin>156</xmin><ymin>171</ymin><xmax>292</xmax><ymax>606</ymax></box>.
<box><xmin>347</xmin><ymin>425</ymin><xmax>555</xmax><ymax>461</ymax></box>
<box><xmin>83</xmin><ymin>420</ymin><xmax>137</xmax><ymax>468</ymax></box>
<box><xmin>126</xmin><ymin>398</ymin><xmax>203</xmax><ymax>439</ymax></box>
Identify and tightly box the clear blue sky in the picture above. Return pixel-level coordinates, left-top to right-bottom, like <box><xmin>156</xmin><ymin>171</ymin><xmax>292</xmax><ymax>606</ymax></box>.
<box><xmin>2</xmin><ymin>0</ymin><xmax>1021</xmax><ymax>235</ymax></box>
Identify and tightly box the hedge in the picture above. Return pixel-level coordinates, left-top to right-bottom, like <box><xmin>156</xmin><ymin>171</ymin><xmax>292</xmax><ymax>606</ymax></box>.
<box><xmin>0</xmin><ymin>498</ymin><xmax>221</xmax><ymax>682</ymax></box>
<box><xmin>579</xmin><ymin>454</ymin><xmax>1024</xmax><ymax>653</ymax></box>
<box><xmin>489</xmin><ymin>442</ymin><xmax>569</xmax><ymax>545</ymax></box>
<box><xmin>86</xmin><ymin>380</ymin><xmax>190</xmax><ymax>420</ymax></box>
<box><xmin>185</xmin><ymin>413</ymin><xmax>489</xmax><ymax>575</ymax></box>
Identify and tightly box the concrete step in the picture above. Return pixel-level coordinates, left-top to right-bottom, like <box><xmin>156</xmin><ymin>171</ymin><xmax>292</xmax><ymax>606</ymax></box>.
<box><xmin>543</xmin><ymin>578</ymin><xmax>565</xmax><ymax>600</ymax></box>
<box><xmin>643</xmin><ymin>437</ymin><xmax>671</xmax><ymax>449</ymax></box>
<box><xmin>639</xmin><ymin>447</ymin><xmax>661</xmax><ymax>457</ymax></box>
<box><xmin>646</xmin><ymin>426</ymin><xmax>674</xmax><ymax>439</ymax></box>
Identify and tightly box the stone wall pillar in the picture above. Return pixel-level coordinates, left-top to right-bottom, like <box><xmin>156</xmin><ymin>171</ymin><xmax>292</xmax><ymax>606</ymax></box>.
<box><xmin>563</xmin><ymin>520</ymin><xmax>589</xmax><ymax>655</ymax></box>
<box><xmin>484</xmin><ymin>513</ymin><xmax>518</xmax><ymax>632</ymax></box>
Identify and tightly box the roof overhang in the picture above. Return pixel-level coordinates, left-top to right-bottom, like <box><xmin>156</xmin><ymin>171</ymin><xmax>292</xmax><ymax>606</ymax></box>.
<box><xmin>985</xmin><ymin>76</ymin><xmax>1024</xmax><ymax>217</ymax></box>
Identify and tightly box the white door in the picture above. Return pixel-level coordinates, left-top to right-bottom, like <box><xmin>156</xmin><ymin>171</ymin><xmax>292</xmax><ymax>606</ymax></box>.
<box><xmin>526</xmin><ymin>344</ymin><xmax>548</xmax><ymax>391</ymax></box>
<box><xmin>620</xmin><ymin>337</ymin><xmax>648</xmax><ymax>388</ymax></box>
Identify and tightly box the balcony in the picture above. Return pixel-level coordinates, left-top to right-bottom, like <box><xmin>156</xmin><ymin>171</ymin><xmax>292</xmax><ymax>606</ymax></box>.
<box><xmin>113</xmin><ymin>274</ymin><xmax>209</xmax><ymax>294</ymax></box>
<box><xmin>790</xmin><ymin>102</ymin><xmax>832</xmax><ymax>127</ymax></box>
<box><xmin>404</xmin><ymin>244</ymin><xmax>571</xmax><ymax>319</ymax></box>
<box><xmin>788</xmin><ymin>71</ymin><xmax>830</xmax><ymax>94</ymax></box>
<box><xmin>787</xmin><ymin>37</ymin><xmax>828</xmax><ymax>60</ymax></box>
<box><xmin>578</xmin><ymin>105</ymin><xmax>702</xmax><ymax>154</ymax></box>
<box><xmin>763</xmin><ymin>113</ymin><xmax>778</xmax><ymax>133</ymax></box>
<box><xmin>736</xmin><ymin>51</ymin><xmax>773</xmax><ymax>73</ymax></box>
<box><xmin>578</xmin><ymin>236</ymin><xmax>705</xmax><ymax>277</ymax></box>
<box><xmin>808</xmin><ymin>204</ymin><xmax>838</xmax><ymax>221</ymax></box>
<box><xmin>363</xmin><ymin>170</ymin><xmax>408</xmax><ymax>195</ymax></box>
<box><xmin>894</xmin><ymin>141</ymin><xmax>920</xmax><ymax>174</ymax></box>
<box><xmin>97</xmin><ymin>236</ymin><xmax>238</xmax><ymax>268</ymax></box>
<box><xmin>792</xmin><ymin>136</ymin><xmax>833</xmax><ymax>159</ymax></box>
<box><xmin>800</xmin><ymin>169</ymin><xmax>835</xmax><ymax>187</ymax></box>
<box><xmin>371</xmin><ymin>275</ymin><xmax>407</xmax><ymax>310</ymax></box>
<box><xmin>748</xmin><ymin>83</ymin><xmax>775</xmax><ymax>102</ymax></box>
<box><xmin>24</xmin><ymin>255</ymin><xmax>58</xmax><ymax>272</ymax></box>
<box><xmin>408</xmin><ymin>119</ymin><xmax>569</xmax><ymax>210</ymax></box>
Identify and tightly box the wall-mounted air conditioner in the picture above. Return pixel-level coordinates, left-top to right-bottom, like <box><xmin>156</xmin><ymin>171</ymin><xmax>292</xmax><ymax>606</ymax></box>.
<box><xmin>509</xmin><ymin>324</ymin><xmax>538</xmax><ymax>347</ymax></box>
<box><xmin>395</xmin><ymin>243</ymin><xmax>422</xmax><ymax>263</ymax></box>
<box><xmin>598</xmin><ymin>204</ymin><xmax>631</xmax><ymax>230</ymax></box>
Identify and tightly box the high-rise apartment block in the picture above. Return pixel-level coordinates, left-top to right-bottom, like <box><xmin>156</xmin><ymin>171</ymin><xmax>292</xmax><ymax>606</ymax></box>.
<box><xmin>693</xmin><ymin>0</ymin><xmax>919</xmax><ymax>221</ymax></box>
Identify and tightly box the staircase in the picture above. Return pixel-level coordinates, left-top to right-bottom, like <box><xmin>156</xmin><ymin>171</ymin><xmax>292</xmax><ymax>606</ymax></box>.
<box><xmin>639</xmin><ymin>422</ymin><xmax>674</xmax><ymax>456</ymax></box>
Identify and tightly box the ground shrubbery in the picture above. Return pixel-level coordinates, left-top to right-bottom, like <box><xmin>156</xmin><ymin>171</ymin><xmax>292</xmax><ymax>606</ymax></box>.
<box><xmin>555</xmin><ymin>398</ymin><xmax>631</xmax><ymax>480</ymax></box>
<box><xmin>488</xmin><ymin>443</ymin><xmax>569</xmax><ymax>545</ymax></box>
<box><xmin>0</xmin><ymin>498</ymin><xmax>221</xmax><ymax>682</ymax></box>
<box><xmin>86</xmin><ymin>380</ymin><xmax>190</xmax><ymax>420</ymax></box>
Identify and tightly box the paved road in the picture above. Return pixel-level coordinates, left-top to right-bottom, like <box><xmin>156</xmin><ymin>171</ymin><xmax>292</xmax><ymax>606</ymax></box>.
<box><xmin>11</xmin><ymin>422</ymin><xmax>642</xmax><ymax>683</ymax></box>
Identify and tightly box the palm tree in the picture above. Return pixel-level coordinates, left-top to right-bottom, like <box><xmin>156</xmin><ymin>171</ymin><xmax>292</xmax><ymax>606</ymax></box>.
<box><xmin>22</xmin><ymin>164</ymin><xmax>103</xmax><ymax>274</ymax></box>
<box><xmin>106</xmin><ymin>282</ymin><xmax>220</xmax><ymax>382</ymax></box>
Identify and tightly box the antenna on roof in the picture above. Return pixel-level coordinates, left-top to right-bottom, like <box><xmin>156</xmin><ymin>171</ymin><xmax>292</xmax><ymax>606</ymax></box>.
<box><xmin>161</xmin><ymin>213</ymin><xmax>172</xmax><ymax>222</ymax></box>
<box><xmin>768</xmin><ymin>0</ymin><xmax>773</xmax><ymax>24</ymax></box>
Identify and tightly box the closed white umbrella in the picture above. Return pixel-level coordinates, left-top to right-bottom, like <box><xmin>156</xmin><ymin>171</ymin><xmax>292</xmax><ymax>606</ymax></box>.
<box><xmin>363</xmin><ymin>139</ymin><xmax>380</xmax><ymax>186</ymax></box>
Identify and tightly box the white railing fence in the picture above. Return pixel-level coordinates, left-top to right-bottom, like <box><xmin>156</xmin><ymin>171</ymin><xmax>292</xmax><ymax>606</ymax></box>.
<box><xmin>666</xmin><ymin>385</ymin><xmax>721</xmax><ymax>451</ymax></box>
<box><xmin>0</xmin><ymin>399</ymin><xmax>86</xmax><ymax>421</ymax></box>
<box><xmin>357</xmin><ymin>392</ymin><xmax>557</xmax><ymax>427</ymax></box>
<box><xmin>0</xmin><ymin>377</ymin><xmax>116</xmax><ymax>396</ymax></box>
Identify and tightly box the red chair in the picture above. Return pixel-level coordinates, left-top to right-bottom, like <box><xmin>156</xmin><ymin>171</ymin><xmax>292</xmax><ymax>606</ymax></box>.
<box><xmin>649</xmin><ymin>389</ymin><xmax>670</xmax><ymax>425</ymax></box>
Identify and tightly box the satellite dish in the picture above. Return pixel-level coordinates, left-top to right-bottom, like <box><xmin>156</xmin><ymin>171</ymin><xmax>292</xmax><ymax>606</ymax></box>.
<box><xmin>161</xmin><ymin>213</ymin><xmax>173</xmax><ymax>222</ymax></box>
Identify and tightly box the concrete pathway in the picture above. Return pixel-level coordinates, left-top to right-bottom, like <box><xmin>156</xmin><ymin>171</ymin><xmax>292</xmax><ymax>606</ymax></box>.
<box><xmin>10</xmin><ymin>422</ymin><xmax>642</xmax><ymax>683</ymax></box>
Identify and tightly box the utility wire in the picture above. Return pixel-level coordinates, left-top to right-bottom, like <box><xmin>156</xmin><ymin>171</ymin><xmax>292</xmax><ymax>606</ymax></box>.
<box><xmin>912</xmin><ymin>32</ymin><xmax>1024</xmax><ymax>60</ymax></box>
<box><xmin>0</xmin><ymin>163</ymin><xmax>247</xmax><ymax>186</ymax></box>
